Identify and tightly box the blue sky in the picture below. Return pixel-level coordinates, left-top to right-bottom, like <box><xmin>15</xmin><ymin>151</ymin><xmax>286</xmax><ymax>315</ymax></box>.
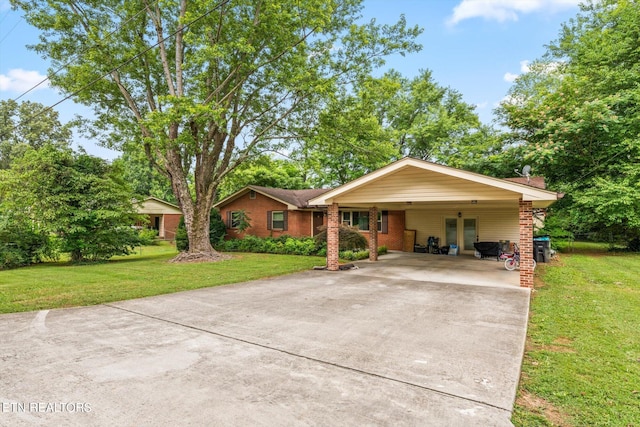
<box><xmin>0</xmin><ymin>0</ymin><xmax>581</xmax><ymax>160</ymax></box>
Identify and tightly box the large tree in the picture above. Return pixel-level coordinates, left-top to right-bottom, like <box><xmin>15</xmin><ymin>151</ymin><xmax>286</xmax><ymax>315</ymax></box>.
<box><xmin>497</xmin><ymin>0</ymin><xmax>640</xmax><ymax>241</ymax></box>
<box><xmin>0</xmin><ymin>99</ymin><xmax>73</xmax><ymax>169</ymax></box>
<box><xmin>296</xmin><ymin>70</ymin><xmax>497</xmax><ymax>186</ymax></box>
<box><xmin>13</xmin><ymin>0</ymin><xmax>421</xmax><ymax>260</ymax></box>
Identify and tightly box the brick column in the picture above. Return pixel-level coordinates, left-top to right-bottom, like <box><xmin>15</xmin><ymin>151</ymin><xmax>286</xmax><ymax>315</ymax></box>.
<box><xmin>369</xmin><ymin>206</ymin><xmax>378</xmax><ymax>262</ymax></box>
<box><xmin>519</xmin><ymin>200</ymin><xmax>534</xmax><ymax>288</ymax></box>
<box><xmin>327</xmin><ymin>203</ymin><xmax>340</xmax><ymax>271</ymax></box>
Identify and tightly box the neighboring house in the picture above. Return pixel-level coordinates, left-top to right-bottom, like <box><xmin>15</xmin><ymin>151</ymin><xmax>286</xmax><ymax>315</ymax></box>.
<box><xmin>136</xmin><ymin>197</ymin><xmax>182</xmax><ymax>240</ymax></box>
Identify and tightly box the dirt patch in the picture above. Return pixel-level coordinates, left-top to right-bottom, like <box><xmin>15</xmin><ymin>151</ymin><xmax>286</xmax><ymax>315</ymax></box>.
<box><xmin>529</xmin><ymin>336</ymin><xmax>576</xmax><ymax>354</ymax></box>
<box><xmin>169</xmin><ymin>251</ymin><xmax>232</xmax><ymax>263</ymax></box>
<box><xmin>517</xmin><ymin>390</ymin><xmax>572</xmax><ymax>426</ymax></box>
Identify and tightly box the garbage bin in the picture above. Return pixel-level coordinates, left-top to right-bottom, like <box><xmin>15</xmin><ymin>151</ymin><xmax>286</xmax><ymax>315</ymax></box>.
<box><xmin>533</xmin><ymin>236</ymin><xmax>551</xmax><ymax>263</ymax></box>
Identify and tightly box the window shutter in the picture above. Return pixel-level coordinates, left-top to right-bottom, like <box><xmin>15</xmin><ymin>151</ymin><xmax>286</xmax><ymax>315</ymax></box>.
<box><xmin>227</xmin><ymin>211</ymin><xmax>232</xmax><ymax>228</ymax></box>
<box><xmin>381</xmin><ymin>211</ymin><xmax>388</xmax><ymax>234</ymax></box>
<box><xmin>267</xmin><ymin>211</ymin><xmax>272</xmax><ymax>230</ymax></box>
<box><xmin>283</xmin><ymin>211</ymin><xmax>288</xmax><ymax>231</ymax></box>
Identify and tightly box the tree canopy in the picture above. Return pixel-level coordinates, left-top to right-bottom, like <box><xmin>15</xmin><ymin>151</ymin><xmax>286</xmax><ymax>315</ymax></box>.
<box><xmin>13</xmin><ymin>0</ymin><xmax>422</xmax><ymax>260</ymax></box>
<box><xmin>0</xmin><ymin>99</ymin><xmax>73</xmax><ymax>169</ymax></box>
<box><xmin>497</xmin><ymin>0</ymin><xmax>640</xmax><ymax>241</ymax></box>
<box><xmin>0</xmin><ymin>146</ymin><xmax>142</xmax><ymax>262</ymax></box>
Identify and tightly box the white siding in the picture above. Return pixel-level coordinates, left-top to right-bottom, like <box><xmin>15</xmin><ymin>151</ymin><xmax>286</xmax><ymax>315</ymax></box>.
<box><xmin>137</xmin><ymin>199</ymin><xmax>182</xmax><ymax>215</ymax></box>
<box><xmin>406</xmin><ymin>207</ymin><xmax>520</xmax><ymax>252</ymax></box>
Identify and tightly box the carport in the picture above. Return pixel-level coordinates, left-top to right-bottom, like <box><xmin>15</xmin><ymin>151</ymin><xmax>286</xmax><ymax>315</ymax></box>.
<box><xmin>308</xmin><ymin>157</ymin><xmax>561</xmax><ymax>288</ymax></box>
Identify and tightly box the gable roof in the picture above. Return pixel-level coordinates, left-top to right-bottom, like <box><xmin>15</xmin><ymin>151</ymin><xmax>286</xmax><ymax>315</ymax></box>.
<box><xmin>214</xmin><ymin>186</ymin><xmax>331</xmax><ymax>210</ymax></box>
<box><xmin>308</xmin><ymin>157</ymin><xmax>561</xmax><ymax>209</ymax></box>
<box><xmin>136</xmin><ymin>197</ymin><xmax>182</xmax><ymax>214</ymax></box>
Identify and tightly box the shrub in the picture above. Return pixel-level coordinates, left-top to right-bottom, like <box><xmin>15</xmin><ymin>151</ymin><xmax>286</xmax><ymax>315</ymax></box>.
<box><xmin>137</xmin><ymin>228</ymin><xmax>158</xmax><ymax>246</ymax></box>
<box><xmin>217</xmin><ymin>235</ymin><xmax>324</xmax><ymax>256</ymax></box>
<box><xmin>0</xmin><ymin>217</ymin><xmax>55</xmax><ymax>270</ymax></box>
<box><xmin>314</xmin><ymin>224</ymin><xmax>368</xmax><ymax>251</ymax></box>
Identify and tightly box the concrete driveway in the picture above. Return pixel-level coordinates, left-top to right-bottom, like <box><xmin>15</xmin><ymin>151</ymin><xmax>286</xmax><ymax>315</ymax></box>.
<box><xmin>0</xmin><ymin>254</ymin><xmax>529</xmax><ymax>426</ymax></box>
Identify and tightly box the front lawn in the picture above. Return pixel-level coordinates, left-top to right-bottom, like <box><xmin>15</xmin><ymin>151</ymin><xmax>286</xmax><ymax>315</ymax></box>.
<box><xmin>0</xmin><ymin>243</ymin><xmax>323</xmax><ymax>314</ymax></box>
<box><xmin>513</xmin><ymin>245</ymin><xmax>640</xmax><ymax>426</ymax></box>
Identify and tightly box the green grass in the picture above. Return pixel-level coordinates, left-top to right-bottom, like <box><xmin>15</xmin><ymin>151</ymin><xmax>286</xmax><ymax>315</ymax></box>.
<box><xmin>0</xmin><ymin>242</ymin><xmax>324</xmax><ymax>314</ymax></box>
<box><xmin>512</xmin><ymin>249</ymin><xmax>640</xmax><ymax>426</ymax></box>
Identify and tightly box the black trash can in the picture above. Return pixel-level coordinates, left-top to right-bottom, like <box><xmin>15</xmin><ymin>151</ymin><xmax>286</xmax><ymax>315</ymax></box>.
<box><xmin>533</xmin><ymin>237</ymin><xmax>551</xmax><ymax>263</ymax></box>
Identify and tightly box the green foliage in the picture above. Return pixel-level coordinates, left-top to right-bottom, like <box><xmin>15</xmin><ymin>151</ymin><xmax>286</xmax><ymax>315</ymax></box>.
<box><xmin>0</xmin><ymin>99</ymin><xmax>73</xmax><ymax>169</ymax></box>
<box><xmin>0</xmin><ymin>215</ymin><xmax>55</xmax><ymax>270</ymax></box>
<box><xmin>137</xmin><ymin>228</ymin><xmax>159</xmax><ymax>246</ymax></box>
<box><xmin>497</xmin><ymin>0</ymin><xmax>640</xmax><ymax>243</ymax></box>
<box><xmin>176</xmin><ymin>209</ymin><xmax>227</xmax><ymax>252</ymax></box>
<box><xmin>112</xmin><ymin>149</ymin><xmax>175</xmax><ymax>203</ymax></box>
<box><xmin>13</xmin><ymin>0</ymin><xmax>422</xmax><ymax>254</ymax></box>
<box><xmin>217</xmin><ymin>155</ymin><xmax>308</xmax><ymax>200</ymax></box>
<box><xmin>294</xmin><ymin>70</ymin><xmax>498</xmax><ymax>186</ymax></box>
<box><xmin>314</xmin><ymin>224</ymin><xmax>368</xmax><ymax>251</ymax></box>
<box><xmin>217</xmin><ymin>235</ymin><xmax>323</xmax><ymax>256</ymax></box>
<box><xmin>0</xmin><ymin>146</ymin><xmax>142</xmax><ymax>263</ymax></box>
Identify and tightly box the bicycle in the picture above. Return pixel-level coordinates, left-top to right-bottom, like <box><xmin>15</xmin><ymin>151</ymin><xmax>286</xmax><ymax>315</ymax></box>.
<box><xmin>502</xmin><ymin>243</ymin><xmax>536</xmax><ymax>271</ymax></box>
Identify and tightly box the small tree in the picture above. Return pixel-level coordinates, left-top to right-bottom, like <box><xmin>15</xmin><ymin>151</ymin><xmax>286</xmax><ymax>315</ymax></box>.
<box><xmin>314</xmin><ymin>224</ymin><xmax>368</xmax><ymax>251</ymax></box>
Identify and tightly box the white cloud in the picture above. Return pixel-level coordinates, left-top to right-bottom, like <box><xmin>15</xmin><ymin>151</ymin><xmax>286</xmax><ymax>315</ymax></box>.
<box><xmin>503</xmin><ymin>60</ymin><xmax>533</xmax><ymax>82</ymax></box>
<box><xmin>475</xmin><ymin>101</ymin><xmax>488</xmax><ymax>109</ymax></box>
<box><xmin>0</xmin><ymin>69</ymin><xmax>49</xmax><ymax>92</ymax></box>
<box><xmin>503</xmin><ymin>72</ymin><xmax>519</xmax><ymax>83</ymax></box>
<box><xmin>447</xmin><ymin>0</ymin><xmax>580</xmax><ymax>26</ymax></box>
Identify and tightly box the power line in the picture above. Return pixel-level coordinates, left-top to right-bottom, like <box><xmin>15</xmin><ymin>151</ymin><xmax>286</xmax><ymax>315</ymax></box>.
<box><xmin>12</xmin><ymin>3</ymin><xmax>153</xmax><ymax>101</ymax></box>
<box><xmin>0</xmin><ymin>16</ymin><xmax>22</xmax><ymax>45</ymax></box>
<box><xmin>11</xmin><ymin>0</ymin><xmax>231</xmax><ymax>134</ymax></box>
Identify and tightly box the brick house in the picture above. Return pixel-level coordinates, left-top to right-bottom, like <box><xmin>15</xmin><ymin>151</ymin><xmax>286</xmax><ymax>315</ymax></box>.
<box><xmin>213</xmin><ymin>186</ymin><xmax>407</xmax><ymax>250</ymax></box>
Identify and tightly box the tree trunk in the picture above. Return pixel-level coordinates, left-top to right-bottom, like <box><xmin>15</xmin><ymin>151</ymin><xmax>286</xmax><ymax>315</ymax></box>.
<box><xmin>186</xmin><ymin>201</ymin><xmax>213</xmax><ymax>253</ymax></box>
<box><xmin>165</xmin><ymin>149</ymin><xmax>229</xmax><ymax>263</ymax></box>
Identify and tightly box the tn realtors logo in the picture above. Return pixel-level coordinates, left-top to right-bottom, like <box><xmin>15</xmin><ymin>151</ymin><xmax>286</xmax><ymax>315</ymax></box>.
<box><xmin>1</xmin><ymin>401</ymin><xmax>91</xmax><ymax>413</ymax></box>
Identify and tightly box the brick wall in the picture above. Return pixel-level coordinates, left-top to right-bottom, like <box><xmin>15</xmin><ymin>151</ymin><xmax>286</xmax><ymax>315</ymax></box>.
<box><xmin>163</xmin><ymin>214</ymin><xmax>182</xmax><ymax>241</ymax></box>
<box><xmin>218</xmin><ymin>191</ymin><xmax>317</xmax><ymax>239</ymax></box>
<box><xmin>519</xmin><ymin>200</ymin><xmax>534</xmax><ymax>288</ymax></box>
<box><xmin>360</xmin><ymin>210</ymin><xmax>405</xmax><ymax>251</ymax></box>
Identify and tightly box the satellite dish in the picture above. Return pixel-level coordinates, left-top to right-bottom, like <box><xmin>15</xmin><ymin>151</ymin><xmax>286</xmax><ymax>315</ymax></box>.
<box><xmin>514</xmin><ymin>165</ymin><xmax>532</xmax><ymax>183</ymax></box>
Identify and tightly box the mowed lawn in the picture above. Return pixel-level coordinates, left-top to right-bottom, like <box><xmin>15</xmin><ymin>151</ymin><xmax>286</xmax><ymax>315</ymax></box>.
<box><xmin>0</xmin><ymin>243</ymin><xmax>323</xmax><ymax>314</ymax></box>
<box><xmin>513</xmin><ymin>244</ymin><xmax>640</xmax><ymax>426</ymax></box>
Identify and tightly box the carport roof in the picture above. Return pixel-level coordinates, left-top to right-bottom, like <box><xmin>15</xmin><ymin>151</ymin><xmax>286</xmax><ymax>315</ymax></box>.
<box><xmin>308</xmin><ymin>157</ymin><xmax>561</xmax><ymax>209</ymax></box>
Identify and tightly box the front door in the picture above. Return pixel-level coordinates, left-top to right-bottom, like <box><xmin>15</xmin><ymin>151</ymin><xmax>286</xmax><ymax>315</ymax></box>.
<box><xmin>445</xmin><ymin>218</ymin><xmax>458</xmax><ymax>246</ymax></box>
<box><xmin>445</xmin><ymin>217</ymin><xmax>477</xmax><ymax>254</ymax></box>
<box><xmin>312</xmin><ymin>211</ymin><xmax>324</xmax><ymax>236</ymax></box>
<box><xmin>463</xmin><ymin>218</ymin><xmax>477</xmax><ymax>252</ymax></box>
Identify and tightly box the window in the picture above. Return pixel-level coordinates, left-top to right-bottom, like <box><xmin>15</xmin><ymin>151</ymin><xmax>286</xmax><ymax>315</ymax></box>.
<box><xmin>249</xmin><ymin>190</ymin><xmax>256</xmax><ymax>199</ymax></box>
<box><xmin>340</xmin><ymin>211</ymin><xmax>383</xmax><ymax>232</ymax></box>
<box><xmin>272</xmin><ymin>211</ymin><xmax>285</xmax><ymax>229</ymax></box>
<box><xmin>230</xmin><ymin>211</ymin><xmax>242</xmax><ymax>228</ymax></box>
<box><xmin>267</xmin><ymin>210</ymin><xmax>287</xmax><ymax>231</ymax></box>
